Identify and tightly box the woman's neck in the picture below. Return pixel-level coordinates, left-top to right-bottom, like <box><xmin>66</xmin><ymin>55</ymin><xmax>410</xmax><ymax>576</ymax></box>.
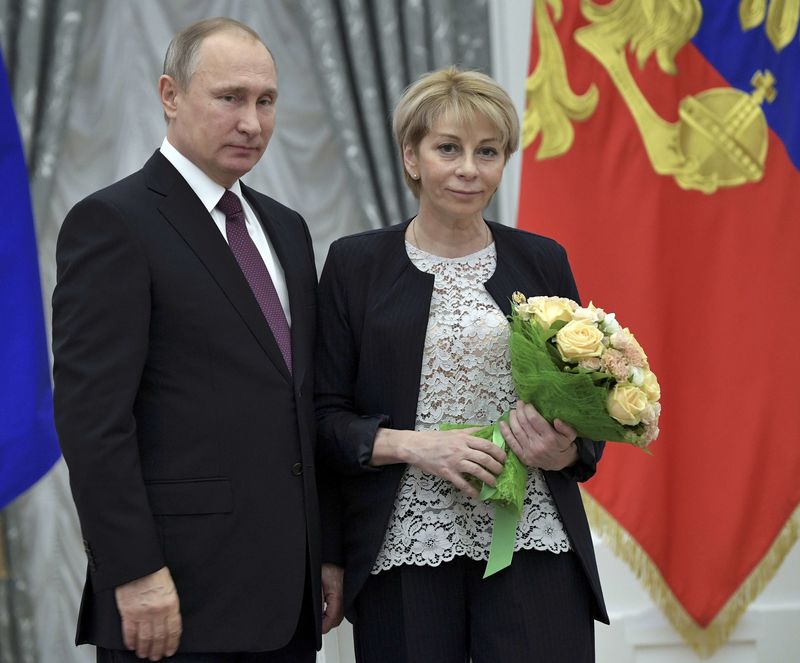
<box><xmin>407</xmin><ymin>213</ymin><xmax>492</xmax><ymax>258</ymax></box>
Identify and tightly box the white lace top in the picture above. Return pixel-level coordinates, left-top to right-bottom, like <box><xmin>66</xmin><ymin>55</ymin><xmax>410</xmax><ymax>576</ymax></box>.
<box><xmin>371</xmin><ymin>241</ymin><xmax>570</xmax><ymax>574</ymax></box>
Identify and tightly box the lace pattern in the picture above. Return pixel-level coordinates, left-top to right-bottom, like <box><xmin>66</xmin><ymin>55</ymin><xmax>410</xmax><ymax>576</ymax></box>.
<box><xmin>371</xmin><ymin>241</ymin><xmax>570</xmax><ymax>574</ymax></box>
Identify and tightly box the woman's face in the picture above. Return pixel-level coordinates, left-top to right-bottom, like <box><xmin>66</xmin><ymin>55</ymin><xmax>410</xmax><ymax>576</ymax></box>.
<box><xmin>404</xmin><ymin>113</ymin><xmax>505</xmax><ymax>225</ymax></box>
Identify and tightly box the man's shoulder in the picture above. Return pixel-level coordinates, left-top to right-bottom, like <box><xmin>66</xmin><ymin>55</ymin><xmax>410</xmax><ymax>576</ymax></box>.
<box><xmin>71</xmin><ymin>153</ymin><xmax>164</xmax><ymax>215</ymax></box>
<box><xmin>64</xmin><ymin>169</ymin><xmax>151</xmax><ymax>229</ymax></box>
<box><xmin>85</xmin><ymin>169</ymin><xmax>148</xmax><ymax>204</ymax></box>
<box><xmin>59</xmin><ymin>154</ymin><xmax>180</xmax><ymax>243</ymax></box>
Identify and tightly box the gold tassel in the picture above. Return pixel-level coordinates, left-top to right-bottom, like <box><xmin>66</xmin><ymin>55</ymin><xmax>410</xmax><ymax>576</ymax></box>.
<box><xmin>581</xmin><ymin>489</ymin><xmax>800</xmax><ymax>658</ymax></box>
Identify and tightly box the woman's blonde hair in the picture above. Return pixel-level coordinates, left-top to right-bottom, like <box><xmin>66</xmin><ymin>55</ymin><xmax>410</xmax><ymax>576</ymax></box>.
<box><xmin>392</xmin><ymin>67</ymin><xmax>520</xmax><ymax>197</ymax></box>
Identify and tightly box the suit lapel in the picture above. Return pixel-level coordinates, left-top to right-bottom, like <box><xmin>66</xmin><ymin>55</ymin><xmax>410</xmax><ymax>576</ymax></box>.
<box><xmin>242</xmin><ymin>184</ymin><xmax>311</xmax><ymax>389</ymax></box>
<box><xmin>143</xmin><ymin>153</ymin><xmax>292</xmax><ymax>383</ymax></box>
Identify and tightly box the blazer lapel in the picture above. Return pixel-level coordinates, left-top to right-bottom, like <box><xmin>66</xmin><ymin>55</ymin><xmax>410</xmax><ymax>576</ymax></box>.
<box><xmin>143</xmin><ymin>153</ymin><xmax>292</xmax><ymax>382</ymax></box>
<box><xmin>484</xmin><ymin>224</ymin><xmax>527</xmax><ymax>316</ymax></box>
<box><xmin>485</xmin><ymin>221</ymin><xmax>563</xmax><ymax>316</ymax></box>
<box><xmin>376</xmin><ymin>223</ymin><xmax>435</xmax><ymax>431</ymax></box>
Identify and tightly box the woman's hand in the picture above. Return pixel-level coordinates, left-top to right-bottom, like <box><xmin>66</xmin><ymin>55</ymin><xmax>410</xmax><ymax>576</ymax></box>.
<box><xmin>499</xmin><ymin>401</ymin><xmax>578</xmax><ymax>471</ymax></box>
<box><xmin>406</xmin><ymin>429</ymin><xmax>507</xmax><ymax>498</ymax></box>
<box><xmin>372</xmin><ymin>428</ymin><xmax>506</xmax><ymax>499</ymax></box>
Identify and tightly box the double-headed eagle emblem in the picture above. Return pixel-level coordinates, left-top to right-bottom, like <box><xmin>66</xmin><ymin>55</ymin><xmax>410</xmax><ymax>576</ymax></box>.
<box><xmin>524</xmin><ymin>0</ymin><xmax>797</xmax><ymax>193</ymax></box>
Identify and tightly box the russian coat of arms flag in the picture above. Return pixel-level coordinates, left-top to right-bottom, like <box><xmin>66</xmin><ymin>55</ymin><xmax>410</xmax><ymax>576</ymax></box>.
<box><xmin>517</xmin><ymin>0</ymin><xmax>800</xmax><ymax>655</ymax></box>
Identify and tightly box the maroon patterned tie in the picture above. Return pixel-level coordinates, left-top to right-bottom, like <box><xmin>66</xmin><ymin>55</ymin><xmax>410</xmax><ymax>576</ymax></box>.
<box><xmin>217</xmin><ymin>190</ymin><xmax>292</xmax><ymax>373</ymax></box>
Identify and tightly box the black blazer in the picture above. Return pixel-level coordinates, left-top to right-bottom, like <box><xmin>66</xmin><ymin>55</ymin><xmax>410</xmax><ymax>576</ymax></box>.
<box><xmin>52</xmin><ymin>152</ymin><xmax>322</xmax><ymax>651</ymax></box>
<box><xmin>315</xmin><ymin>219</ymin><xmax>609</xmax><ymax>624</ymax></box>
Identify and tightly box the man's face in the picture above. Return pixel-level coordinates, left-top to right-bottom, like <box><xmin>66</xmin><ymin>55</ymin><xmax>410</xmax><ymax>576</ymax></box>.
<box><xmin>161</xmin><ymin>31</ymin><xmax>277</xmax><ymax>188</ymax></box>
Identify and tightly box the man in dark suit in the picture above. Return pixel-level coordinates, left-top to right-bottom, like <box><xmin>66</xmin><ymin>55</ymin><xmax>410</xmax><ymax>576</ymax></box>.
<box><xmin>52</xmin><ymin>17</ymin><xmax>342</xmax><ymax>662</ymax></box>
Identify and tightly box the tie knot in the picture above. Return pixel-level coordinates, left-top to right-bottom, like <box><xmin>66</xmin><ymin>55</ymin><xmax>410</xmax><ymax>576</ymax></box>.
<box><xmin>217</xmin><ymin>190</ymin><xmax>244</xmax><ymax>218</ymax></box>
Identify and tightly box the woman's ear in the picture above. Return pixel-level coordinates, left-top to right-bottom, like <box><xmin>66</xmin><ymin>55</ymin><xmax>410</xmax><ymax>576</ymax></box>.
<box><xmin>403</xmin><ymin>144</ymin><xmax>419</xmax><ymax>180</ymax></box>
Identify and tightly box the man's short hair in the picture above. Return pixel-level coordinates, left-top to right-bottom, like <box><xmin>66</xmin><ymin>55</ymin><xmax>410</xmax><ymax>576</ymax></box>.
<box><xmin>392</xmin><ymin>66</ymin><xmax>520</xmax><ymax>199</ymax></box>
<box><xmin>163</xmin><ymin>17</ymin><xmax>269</xmax><ymax>89</ymax></box>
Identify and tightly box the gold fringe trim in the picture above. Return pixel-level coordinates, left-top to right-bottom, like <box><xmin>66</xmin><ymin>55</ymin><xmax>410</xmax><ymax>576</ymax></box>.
<box><xmin>581</xmin><ymin>489</ymin><xmax>800</xmax><ymax>658</ymax></box>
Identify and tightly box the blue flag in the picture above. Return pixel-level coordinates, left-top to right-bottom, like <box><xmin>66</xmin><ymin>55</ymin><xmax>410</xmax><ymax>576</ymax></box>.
<box><xmin>0</xmin><ymin>51</ymin><xmax>60</xmax><ymax>509</ymax></box>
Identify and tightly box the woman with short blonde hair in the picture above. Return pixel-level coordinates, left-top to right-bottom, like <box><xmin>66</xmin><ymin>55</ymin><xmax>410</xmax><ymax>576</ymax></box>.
<box><xmin>392</xmin><ymin>66</ymin><xmax>519</xmax><ymax>196</ymax></box>
<box><xmin>317</xmin><ymin>67</ymin><xmax>607</xmax><ymax>662</ymax></box>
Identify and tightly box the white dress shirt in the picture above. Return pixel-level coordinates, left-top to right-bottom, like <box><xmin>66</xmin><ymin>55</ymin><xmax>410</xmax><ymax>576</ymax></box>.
<box><xmin>159</xmin><ymin>138</ymin><xmax>291</xmax><ymax>325</ymax></box>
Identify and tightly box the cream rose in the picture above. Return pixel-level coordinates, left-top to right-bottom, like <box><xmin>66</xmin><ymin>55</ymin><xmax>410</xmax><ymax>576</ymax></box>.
<box><xmin>555</xmin><ymin>320</ymin><xmax>605</xmax><ymax>361</ymax></box>
<box><xmin>607</xmin><ymin>383</ymin><xmax>649</xmax><ymax>426</ymax></box>
<box><xmin>641</xmin><ymin>370</ymin><xmax>661</xmax><ymax>402</ymax></box>
<box><xmin>531</xmin><ymin>298</ymin><xmax>574</xmax><ymax>329</ymax></box>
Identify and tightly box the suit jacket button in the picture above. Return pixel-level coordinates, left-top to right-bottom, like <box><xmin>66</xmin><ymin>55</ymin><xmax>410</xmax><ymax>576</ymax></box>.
<box><xmin>291</xmin><ymin>462</ymin><xmax>303</xmax><ymax>476</ymax></box>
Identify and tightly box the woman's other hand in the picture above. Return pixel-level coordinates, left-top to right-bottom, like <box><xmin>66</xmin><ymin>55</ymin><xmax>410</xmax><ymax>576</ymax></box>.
<box><xmin>499</xmin><ymin>401</ymin><xmax>578</xmax><ymax>471</ymax></box>
<box><xmin>372</xmin><ymin>428</ymin><xmax>507</xmax><ymax>499</ymax></box>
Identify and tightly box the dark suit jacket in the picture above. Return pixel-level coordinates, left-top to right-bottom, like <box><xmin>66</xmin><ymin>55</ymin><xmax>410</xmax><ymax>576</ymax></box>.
<box><xmin>52</xmin><ymin>151</ymin><xmax>322</xmax><ymax>652</ymax></box>
<box><xmin>315</xmin><ymin>219</ymin><xmax>609</xmax><ymax>624</ymax></box>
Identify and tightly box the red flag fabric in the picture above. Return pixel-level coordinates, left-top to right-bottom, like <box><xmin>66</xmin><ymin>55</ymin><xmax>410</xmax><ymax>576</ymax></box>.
<box><xmin>517</xmin><ymin>0</ymin><xmax>800</xmax><ymax>655</ymax></box>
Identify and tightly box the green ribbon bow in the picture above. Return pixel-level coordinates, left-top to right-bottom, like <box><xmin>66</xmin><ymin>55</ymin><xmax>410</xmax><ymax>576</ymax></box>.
<box><xmin>441</xmin><ymin>411</ymin><xmax>527</xmax><ymax>578</ymax></box>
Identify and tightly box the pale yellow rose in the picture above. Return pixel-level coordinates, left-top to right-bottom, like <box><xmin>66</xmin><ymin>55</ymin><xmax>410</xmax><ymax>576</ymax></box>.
<box><xmin>607</xmin><ymin>383</ymin><xmax>649</xmax><ymax>426</ymax></box>
<box><xmin>641</xmin><ymin>370</ymin><xmax>661</xmax><ymax>402</ymax></box>
<box><xmin>531</xmin><ymin>298</ymin><xmax>574</xmax><ymax>329</ymax></box>
<box><xmin>555</xmin><ymin>320</ymin><xmax>605</xmax><ymax>361</ymax></box>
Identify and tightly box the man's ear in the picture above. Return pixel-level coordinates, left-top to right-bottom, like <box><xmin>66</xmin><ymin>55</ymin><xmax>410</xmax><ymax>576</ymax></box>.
<box><xmin>159</xmin><ymin>75</ymin><xmax>180</xmax><ymax>121</ymax></box>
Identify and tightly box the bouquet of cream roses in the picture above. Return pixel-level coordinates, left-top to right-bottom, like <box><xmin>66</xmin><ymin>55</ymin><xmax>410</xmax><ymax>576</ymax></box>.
<box><xmin>460</xmin><ymin>292</ymin><xmax>661</xmax><ymax>577</ymax></box>
<box><xmin>509</xmin><ymin>291</ymin><xmax>661</xmax><ymax>448</ymax></box>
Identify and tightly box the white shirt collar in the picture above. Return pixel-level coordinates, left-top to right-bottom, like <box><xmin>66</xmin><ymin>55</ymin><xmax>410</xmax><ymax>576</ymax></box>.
<box><xmin>159</xmin><ymin>137</ymin><xmax>245</xmax><ymax>212</ymax></box>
